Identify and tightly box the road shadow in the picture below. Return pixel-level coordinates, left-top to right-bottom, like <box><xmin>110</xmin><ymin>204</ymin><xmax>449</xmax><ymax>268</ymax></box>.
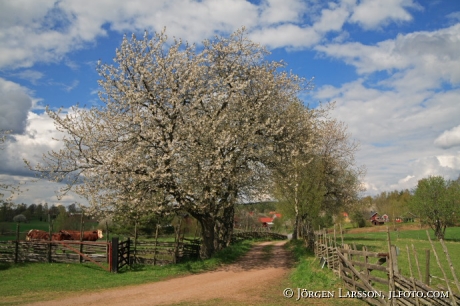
<box><xmin>217</xmin><ymin>241</ymin><xmax>295</xmax><ymax>272</ymax></box>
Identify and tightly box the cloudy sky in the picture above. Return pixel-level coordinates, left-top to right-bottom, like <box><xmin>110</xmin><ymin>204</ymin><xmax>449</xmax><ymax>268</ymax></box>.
<box><xmin>1</xmin><ymin>0</ymin><xmax>460</xmax><ymax>206</ymax></box>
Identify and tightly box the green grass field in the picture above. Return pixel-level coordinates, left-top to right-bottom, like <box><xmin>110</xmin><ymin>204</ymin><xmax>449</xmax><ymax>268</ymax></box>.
<box><xmin>341</xmin><ymin>226</ymin><xmax>460</xmax><ymax>293</ymax></box>
<box><xmin>0</xmin><ymin>219</ymin><xmax>101</xmax><ymax>241</ymax></box>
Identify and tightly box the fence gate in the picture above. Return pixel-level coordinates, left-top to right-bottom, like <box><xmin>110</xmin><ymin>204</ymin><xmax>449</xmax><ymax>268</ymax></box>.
<box><xmin>110</xmin><ymin>237</ymin><xmax>130</xmax><ymax>273</ymax></box>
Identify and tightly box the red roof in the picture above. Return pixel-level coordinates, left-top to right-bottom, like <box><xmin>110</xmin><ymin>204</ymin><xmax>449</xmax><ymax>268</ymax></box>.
<box><xmin>269</xmin><ymin>212</ymin><xmax>282</xmax><ymax>218</ymax></box>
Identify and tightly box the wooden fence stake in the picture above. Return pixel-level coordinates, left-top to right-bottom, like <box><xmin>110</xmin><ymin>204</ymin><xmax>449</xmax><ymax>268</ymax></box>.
<box><xmin>412</xmin><ymin>244</ymin><xmax>423</xmax><ymax>282</ymax></box>
<box><xmin>79</xmin><ymin>211</ymin><xmax>84</xmax><ymax>263</ymax></box>
<box><xmin>48</xmin><ymin>215</ymin><xmax>52</xmax><ymax>263</ymax></box>
<box><xmin>153</xmin><ymin>224</ymin><xmax>159</xmax><ymax>266</ymax></box>
<box><xmin>14</xmin><ymin>223</ymin><xmax>19</xmax><ymax>264</ymax></box>
<box><xmin>363</xmin><ymin>246</ymin><xmax>370</xmax><ymax>283</ymax></box>
<box><xmin>333</xmin><ymin>224</ymin><xmax>337</xmax><ymax>248</ymax></box>
<box><xmin>406</xmin><ymin>245</ymin><xmax>420</xmax><ymax>306</ymax></box>
<box><xmin>426</xmin><ymin>230</ymin><xmax>456</xmax><ymax>306</ymax></box>
<box><xmin>425</xmin><ymin>249</ymin><xmax>430</xmax><ymax>285</ymax></box>
<box><xmin>106</xmin><ymin>221</ymin><xmax>109</xmax><ymax>264</ymax></box>
<box><xmin>387</xmin><ymin>227</ymin><xmax>396</xmax><ymax>305</ymax></box>
<box><xmin>439</xmin><ymin>238</ymin><xmax>460</xmax><ymax>293</ymax></box>
<box><xmin>133</xmin><ymin>221</ymin><xmax>138</xmax><ymax>265</ymax></box>
<box><xmin>325</xmin><ymin>230</ymin><xmax>329</xmax><ymax>268</ymax></box>
<box><xmin>339</xmin><ymin>223</ymin><xmax>344</xmax><ymax>246</ymax></box>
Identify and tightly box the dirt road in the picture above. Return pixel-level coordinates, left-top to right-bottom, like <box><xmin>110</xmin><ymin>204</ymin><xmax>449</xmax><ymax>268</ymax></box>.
<box><xmin>27</xmin><ymin>241</ymin><xmax>292</xmax><ymax>306</ymax></box>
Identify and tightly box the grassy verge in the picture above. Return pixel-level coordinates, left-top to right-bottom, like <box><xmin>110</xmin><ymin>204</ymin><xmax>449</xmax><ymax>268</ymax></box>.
<box><xmin>250</xmin><ymin>240</ymin><xmax>366</xmax><ymax>306</ymax></box>
<box><xmin>0</xmin><ymin>240</ymin><xmax>252</xmax><ymax>305</ymax></box>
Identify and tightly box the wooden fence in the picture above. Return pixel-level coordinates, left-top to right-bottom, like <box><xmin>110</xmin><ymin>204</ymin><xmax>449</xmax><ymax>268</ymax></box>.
<box><xmin>1</xmin><ymin>227</ymin><xmax>283</xmax><ymax>272</ymax></box>
<box><xmin>0</xmin><ymin>239</ymin><xmax>112</xmax><ymax>270</ymax></box>
<box><xmin>132</xmin><ymin>238</ymin><xmax>201</xmax><ymax>265</ymax></box>
<box><xmin>314</xmin><ymin>229</ymin><xmax>460</xmax><ymax>305</ymax></box>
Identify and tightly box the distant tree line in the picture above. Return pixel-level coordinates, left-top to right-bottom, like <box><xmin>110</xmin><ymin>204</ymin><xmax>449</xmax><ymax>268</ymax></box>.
<box><xmin>0</xmin><ymin>202</ymin><xmax>82</xmax><ymax>223</ymax></box>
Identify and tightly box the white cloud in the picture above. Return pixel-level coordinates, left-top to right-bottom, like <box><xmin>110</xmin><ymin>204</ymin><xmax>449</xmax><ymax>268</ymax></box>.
<box><xmin>434</xmin><ymin>125</ymin><xmax>460</xmax><ymax>149</ymax></box>
<box><xmin>313</xmin><ymin>1</ymin><xmax>352</xmax><ymax>33</ymax></box>
<box><xmin>1</xmin><ymin>174</ymin><xmax>88</xmax><ymax>206</ymax></box>
<box><xmin>350</xmin><ymin>0</ymin><xmax>421</xmax><ymax>29</ymax></box>
<box><xmin>48</xmin><ymin>79</ymin><xmax>80</xmax><ymax>92</ymax></box>
<box><xmin>316</xmin><ymin>23</ymin><xmax>460</xmax><ymax>93</ymax></box>
<box><xmin>315</xmin><ymin>40</ymin><xmax>408</xmax><ymax>74</ymax></box>
<box><xmin>0</xmin><ymin>0</ymin><xmax>429</xmax><ymax>71</ymax></box>
<box><xmin>0</xmin><ymin>112</ymin><xmax>63</xmax><ymax>175</ymax></box>
<box><xmin>314</xmin><ymin>78</ymin><xmax>460</xmax><ymax>195</ymax></box>
<box><xmin>447</xmin><ymin>11</ymin><xmax>460</xmax><ymax>22</ymax></box>
<box><xmin>0</xmin><ymin>78</ymin><xmax>33</xmax><ymax>133</ymax></box>
<box><xmin>0</xmin><ymin>0</ymin><xmax>258</xmax><ymax>69</ymax></box>
<box><xmin>12</xmin><ymin>70</ymin><xmax>44</xmax><ymax>85</ymax></box>
<box><xmin>0</xmin><ymin>110</ymin><xmax>89</xmax><ymax>205</ymax></box>
<box><xmin>249</xmin><ymin>24</ymin><xmax>321</xmax><ymax>49</ymax></box>
<box><xmin>259</xmin><ymin>0</ymin><xmax>307</xmax><ymax>25</ymax></box>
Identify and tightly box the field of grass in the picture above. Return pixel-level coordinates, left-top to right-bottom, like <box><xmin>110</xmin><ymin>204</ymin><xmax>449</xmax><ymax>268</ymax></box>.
<box><xmin>341</xmin><ymin>226</ymin><xmax>460</xmax><ymax>294</ymax></box>
<box><xmin>0</xmin><ymin>219</ymin><xmax>102</xmax><ymax>241</ymax></box>
<box><xmin>0</xmin><ymin>219</ymin><xmax>49</xmax><ymax>241</ymax></box>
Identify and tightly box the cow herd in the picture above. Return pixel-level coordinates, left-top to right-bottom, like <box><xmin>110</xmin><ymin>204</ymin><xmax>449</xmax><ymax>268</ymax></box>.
<box><xmin>25</xmin><ymin>229</ymin><xmax>103</xmax><ymax>241</ymax></box>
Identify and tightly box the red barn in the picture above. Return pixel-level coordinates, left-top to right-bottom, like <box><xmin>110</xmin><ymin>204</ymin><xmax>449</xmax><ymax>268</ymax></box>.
<box><xmin>370</xmin><ymin>212</ymin><xmax>386</xmax><ymax>226</ymax></box>
<box><xmin>259</xmin><ymin>217</ymin><xmax>274</xmax><ymax>228</ymax></box>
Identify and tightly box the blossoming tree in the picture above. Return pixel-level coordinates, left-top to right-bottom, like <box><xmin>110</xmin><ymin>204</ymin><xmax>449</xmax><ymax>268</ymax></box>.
<box><xmin>28</xmin><ymin>29</ymin><xmax>315</xmax><ymax>258</ymax></box>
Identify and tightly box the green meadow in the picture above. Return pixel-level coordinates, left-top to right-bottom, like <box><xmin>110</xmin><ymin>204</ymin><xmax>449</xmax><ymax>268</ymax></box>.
<box><xmin>341</xmin><ymin>226</ymin><xmax>460</xmax><ymax>293</ymax></box>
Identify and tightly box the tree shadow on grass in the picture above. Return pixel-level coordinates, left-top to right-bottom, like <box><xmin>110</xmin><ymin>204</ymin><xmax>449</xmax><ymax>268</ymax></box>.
<box><xmin>0</xmin><ymin>262</ymin><xmax>13</xmax><ymax>271</ymax></box>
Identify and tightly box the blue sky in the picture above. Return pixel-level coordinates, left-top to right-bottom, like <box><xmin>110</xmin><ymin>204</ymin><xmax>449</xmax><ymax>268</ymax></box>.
<box><xmin>1</xmin><ymin>0</ymin><xmax>460</xmax><ymax>206</ymax></box>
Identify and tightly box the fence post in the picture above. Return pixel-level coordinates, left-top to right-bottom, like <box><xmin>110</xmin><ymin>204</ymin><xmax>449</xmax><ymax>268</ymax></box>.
<box><xmin>339</xmin><ymin>223</ymin><xmax>344</xmax><ymax>247</ymax></box>
<box><xmin>48</xmin><ymin>216</ymin><xmax>53</xmax><ymax>263</ymax></box>
<box><xmin>106</xmin><ymin>221</ymin><xmax>109</xmax><ymax>264</ymax></box>
<box><xmin>153</xmin><ymin>224</ymin><xmax>159</xmax><ymax>266</ymax></box>
<box><xmin>14</xmin><ymin>223</ymin><xmax>19</xmax><ymax>264</ymax></box>
<box><xmin>111</xmin><ymin>237</ymin><xmax>119</xmax><ymax>273</ymax></box>
<box><xmin>79</xmin><ymin>212</ymin><xmax>84</xmax><ymax>263</ymax></box>
<box><xmin>133</xmin><ymin>222</ymin><xmax>138</xmax><ymax>264</ymax></box>
<box><xmin>387</xmin><ymin>228</ymin><xmax>395</xmax><ymax>305</ymax></box>
<box><xmin>126</xmin><ymin>237</ymin><xmax>131</xmax><ymax>267</ymax></box>
<box><xmin>425</xmin><ymin>249</ymin><xmax>430</xmax><ymax>285</ymax></box>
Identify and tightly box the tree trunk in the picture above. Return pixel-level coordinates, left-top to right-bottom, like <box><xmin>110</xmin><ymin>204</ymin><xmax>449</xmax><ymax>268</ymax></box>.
<box><xmin>191</xmin><ymin>212</ymin><xmax>216</xmax><ymax>259</ymax></box>
<box><xmin>292</xmin><ymin>214</ymin><xmax>299</xmax><ymax>240</ymax></box>
<box><xmin>220</xmin><ymin>205</ymin><xmax>234</xmax><ymax>248</ymax></box>
<box><xmin>304</xmin><ymin>219</ymin><xmax>315</xmax><ymax>251</ymax></box>
<box><xmin>434</xmin><ymin>220</ymin><xmax>445</xmax><ymax>240</ymax></box>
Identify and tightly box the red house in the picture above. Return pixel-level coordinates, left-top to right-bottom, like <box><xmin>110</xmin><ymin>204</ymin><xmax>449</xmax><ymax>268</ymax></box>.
<box><xmin>259</xmin><ymin>217</ymin><xmax>274</xmax><ymax>228</ymax></box>
<box><xmin>370</xmin><ymin>212</ymin><xmax>387</xmax><ymax>226</ymax></box>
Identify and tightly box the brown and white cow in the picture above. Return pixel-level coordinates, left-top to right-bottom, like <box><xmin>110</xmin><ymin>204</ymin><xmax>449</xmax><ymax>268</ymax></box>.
<box><xmin>25</xmin><ymin>229</ymin><xmax>71</xmax><ymax>241</ymax></box>
<box><xmin>61</xmin><ymin>230</ymin><xmax>103</xmax><ymax>241</ymax></box>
